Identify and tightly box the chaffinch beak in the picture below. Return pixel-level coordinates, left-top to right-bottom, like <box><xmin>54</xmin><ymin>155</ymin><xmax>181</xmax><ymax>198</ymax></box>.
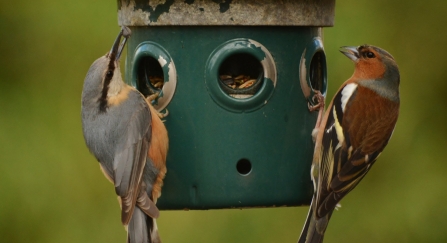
<box><xmin>340</xmin><ymin>46</ymin><xmax>359</xmax><ymax>62</ymax></box>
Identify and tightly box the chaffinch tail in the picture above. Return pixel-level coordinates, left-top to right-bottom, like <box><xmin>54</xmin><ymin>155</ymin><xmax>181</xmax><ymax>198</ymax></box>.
<box><xmin>298</xmin><ymin>44</ymin><xmax>400</xmax><ymax>243</ymax></box>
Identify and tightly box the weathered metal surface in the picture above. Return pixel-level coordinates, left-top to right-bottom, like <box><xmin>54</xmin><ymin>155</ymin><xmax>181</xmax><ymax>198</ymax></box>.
<box><xmin>118</xmin><ymin>0</ymin><xmax>335</xmax><ymax>26</ymax></box>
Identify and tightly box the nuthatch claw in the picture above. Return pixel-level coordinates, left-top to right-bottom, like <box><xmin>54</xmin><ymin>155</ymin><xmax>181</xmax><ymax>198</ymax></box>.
<box><xmin>82</xmin><ymin>26</ymin><xmax>168</xmax><ymax>243</ymax></box>
<box><xmin>157</xmin><ymin>109</ymin><xmax>169</xmax><ymax>120</ymax></box>
<box><xmin>147</xmin><ymin>93</ymin><xmax>159</xmax><ymax>103</ymax></box>
<box><xmin>145</xmin><ymin>93</ymin><xmax>169</xmax><ymax>120</ymax></box>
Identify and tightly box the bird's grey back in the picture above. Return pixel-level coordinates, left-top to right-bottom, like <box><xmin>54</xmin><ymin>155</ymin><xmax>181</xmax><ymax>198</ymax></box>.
<box><xmin>82</xmin><ymin>57</ymin><xmax>108</xmax><ymax>106</ymax></box>
<box><xmin>81</xmin><ymin>55</ymin><xmax>161</xmax><ymax>195</ymax></box>
<box><xmin>81</xmin><ymin>58</ymin><xmax>152</xmax><ymax>179</ymax></box>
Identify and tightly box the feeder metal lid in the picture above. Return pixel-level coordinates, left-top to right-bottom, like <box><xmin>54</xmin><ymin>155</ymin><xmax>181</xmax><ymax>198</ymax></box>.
<box><xmin>118</xmin><ymin>0</ymin><xmax>335</xmax><ymax>27</ymax></box>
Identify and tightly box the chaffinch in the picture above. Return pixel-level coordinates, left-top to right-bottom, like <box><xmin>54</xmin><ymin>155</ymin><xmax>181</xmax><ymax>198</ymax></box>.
<box><xmin>299</xmin><ymin>45</ymin><xmax>400</xmax><ymax>243</ymax></box>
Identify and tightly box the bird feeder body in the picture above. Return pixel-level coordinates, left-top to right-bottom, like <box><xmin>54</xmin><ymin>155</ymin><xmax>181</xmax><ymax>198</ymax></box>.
<box><xmin>119</xmin><ymin>0</ymin><xmax>334</xmax><ymax>210</ymax></box>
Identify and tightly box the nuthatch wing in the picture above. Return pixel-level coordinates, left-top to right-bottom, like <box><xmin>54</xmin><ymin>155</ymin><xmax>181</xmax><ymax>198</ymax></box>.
<box><xmin>81</xmin><ymin>26</ymin><xmax>168</xmax><ymax>243</ymax></box>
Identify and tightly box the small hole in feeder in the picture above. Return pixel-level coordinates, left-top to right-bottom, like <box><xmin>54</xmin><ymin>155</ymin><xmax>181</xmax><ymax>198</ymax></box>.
<box><xmin>218</xmin><ymin>53</ymin><xmax>263</xmax><ymax>99</ymax></box>
<box><xmin>137</xmin><ymin>56</ymin><xmax>164</xmax><ymax>99</ymax></box>
<box><xmin>236</xmin><ymin>158</ymin><xmax>252</xmax><ymax>175</ymax></box>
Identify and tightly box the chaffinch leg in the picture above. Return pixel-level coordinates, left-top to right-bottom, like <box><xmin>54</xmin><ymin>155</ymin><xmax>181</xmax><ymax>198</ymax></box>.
<box><xmin>308</xmin><ymin>90</ymin><xmax>325</xmax><ymax>112</ymax></box>
<box><xmin>308</xmin><ymin>90</ymin><xmax>325</xmax><ymax>142</ymax></box>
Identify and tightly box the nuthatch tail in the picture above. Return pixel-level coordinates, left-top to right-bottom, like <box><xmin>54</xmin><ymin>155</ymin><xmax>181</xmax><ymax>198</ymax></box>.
<box><xmin>81</xmin><ymin>26</ymin><xmax>168</xmax><ymax>243</ymax></box>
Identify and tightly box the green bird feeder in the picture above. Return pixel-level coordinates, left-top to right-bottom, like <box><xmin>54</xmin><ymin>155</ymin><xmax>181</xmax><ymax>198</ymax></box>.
<box><xmin>118</xmin><ymin>0</ymin><xmax>334</xmax><ymax>210</ymax></box>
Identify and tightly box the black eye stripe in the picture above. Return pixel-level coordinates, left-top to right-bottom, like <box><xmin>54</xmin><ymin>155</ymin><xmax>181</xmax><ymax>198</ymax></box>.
<box><xmin>99</xmin><ymin>58</ymin><xmax>116</xmax><ymax>112</ymax></box>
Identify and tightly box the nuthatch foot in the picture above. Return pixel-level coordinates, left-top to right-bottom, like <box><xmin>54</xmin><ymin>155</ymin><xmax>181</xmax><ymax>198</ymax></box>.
<box><xmin>81</xmin><ymin>26</ymin><xmax>168</xmax><ymax>243</ymax></box>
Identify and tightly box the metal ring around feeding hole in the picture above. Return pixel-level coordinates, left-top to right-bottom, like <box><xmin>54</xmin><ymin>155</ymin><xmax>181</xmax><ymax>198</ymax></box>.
<box><xmin>131</xmin><ymin>41</ymin><xmax>177</xmax><ymax>111</ymax></box>
<box><xmin>299</xmin><ymin>37</ymin><xmax>327</xmax><ymax>106</ymax></box>
<box><xmin>205</xmin><ymin>38</ymin><xmax>277</xmax><ymax>113</ymax></box>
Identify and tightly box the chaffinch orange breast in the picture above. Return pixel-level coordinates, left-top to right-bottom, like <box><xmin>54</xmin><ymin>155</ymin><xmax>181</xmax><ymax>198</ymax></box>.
<box><xmin>299</xmin><ymin>45</ymin><xmax>400</xmax><ymax>243</ymax></box>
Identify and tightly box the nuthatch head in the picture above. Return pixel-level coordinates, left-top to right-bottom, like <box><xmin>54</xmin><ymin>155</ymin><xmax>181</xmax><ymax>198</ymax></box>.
<box><xmin>82</xmin><ymin>26</ymin><xmax>168</xmax><ymax>243</ymax></box>
<box><xmin>82</xmin><ymin>26</ymin><xmax>130</xmax><ymax>112</ymax></box>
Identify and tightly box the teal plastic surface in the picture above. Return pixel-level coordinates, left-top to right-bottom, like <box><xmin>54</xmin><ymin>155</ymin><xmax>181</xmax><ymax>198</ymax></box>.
<box><xmin>205</xmin><ymin>38</ymin><xmax>276</xmax><ymax>113</ymax></box>
<box><xmin>124</xmin><ymin>26</ymin><xmax>327</xmax><ymax>210</ymax></box>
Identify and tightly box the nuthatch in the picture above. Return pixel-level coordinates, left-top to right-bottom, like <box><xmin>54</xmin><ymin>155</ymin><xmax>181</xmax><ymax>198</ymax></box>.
<box><xmin>299</xmin><ymin>45</ymin><xmax>400</xmax><ymax>243</ymax></box>
<box><xmin>81</xmin><ymin>26</ymin><xmax>168</xmax><ymax>243</ymax></box>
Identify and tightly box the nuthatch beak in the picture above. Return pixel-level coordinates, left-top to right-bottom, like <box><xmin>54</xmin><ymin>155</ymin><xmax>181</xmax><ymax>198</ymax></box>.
<box><xmin>108</xmin><ymin>26</ymin><xmax>131</xmax><ymax>61</ymax></box>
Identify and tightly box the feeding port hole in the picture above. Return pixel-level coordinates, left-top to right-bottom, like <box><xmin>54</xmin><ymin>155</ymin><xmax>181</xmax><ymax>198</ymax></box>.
<box><xmin>218</xmin><ymin>53</ymin><xmax>264</xmax><ymax>99</ymax></box>
<box><xmin>137</xmin><ymin>56</ymin><xmax>165</xmax><ymax>99</ymax></box>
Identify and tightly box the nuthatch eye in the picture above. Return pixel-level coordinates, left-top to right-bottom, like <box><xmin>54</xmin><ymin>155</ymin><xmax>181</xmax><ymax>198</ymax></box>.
<box><xmin>81</xmin><ymin>26</ymin><xmax>168</xmax><ymax>243</ymax></box>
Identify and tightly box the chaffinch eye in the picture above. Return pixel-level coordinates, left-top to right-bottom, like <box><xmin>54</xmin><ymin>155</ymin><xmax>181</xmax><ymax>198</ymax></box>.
<box><xmin>365</xmin><ymin>52</ymin><xmax>375</xmax><ymax>58</ymax></box>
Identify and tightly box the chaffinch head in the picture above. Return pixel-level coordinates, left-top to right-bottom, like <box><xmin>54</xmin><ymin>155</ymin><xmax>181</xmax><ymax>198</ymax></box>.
<box><xmin>299</xmin><ymin>44</ymin><xmax>400</xmax><ymax>243</ymax></box>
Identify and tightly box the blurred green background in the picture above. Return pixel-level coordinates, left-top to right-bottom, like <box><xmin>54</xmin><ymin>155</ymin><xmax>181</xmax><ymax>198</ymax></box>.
<box><xmin>1</xmin><ymin>0</ymin><xmax>446</xmax><ymax>242</ymax></box>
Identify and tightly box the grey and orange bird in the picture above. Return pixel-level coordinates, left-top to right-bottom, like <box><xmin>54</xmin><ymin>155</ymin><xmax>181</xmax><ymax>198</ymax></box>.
<box><xmin>81</xmin><ymin>26</ymin><xmax>168</xmax><ymax>243</ymax></box>
<box><xmin>299</xmin><ymin>45</ymin><xmax>400</xmax><ymax>243</ymax></box>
